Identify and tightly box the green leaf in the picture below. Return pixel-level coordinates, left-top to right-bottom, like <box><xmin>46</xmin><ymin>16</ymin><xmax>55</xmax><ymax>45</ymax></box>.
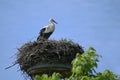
<box><xmin>34</xmin><ymin>47</ymin><xmax>117</xmax><ymax>80</ymax></box>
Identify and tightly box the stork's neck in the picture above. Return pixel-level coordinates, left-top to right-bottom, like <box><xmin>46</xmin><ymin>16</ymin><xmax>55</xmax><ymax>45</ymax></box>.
<box><xmin>50</xmin><ymin>22</ymin><xmax>55</xmax><ymax>26</ymax></box>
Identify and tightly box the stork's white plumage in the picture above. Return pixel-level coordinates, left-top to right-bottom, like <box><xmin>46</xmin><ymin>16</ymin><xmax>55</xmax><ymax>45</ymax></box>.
<box><xmin>37</xmin><ymin>18</ymin><xmax>57</xmax><ymax>40</ymax></box>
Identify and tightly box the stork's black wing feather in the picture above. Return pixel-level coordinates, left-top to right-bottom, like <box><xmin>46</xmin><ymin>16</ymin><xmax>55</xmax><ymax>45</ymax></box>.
<box><xmin>40</xmin><ymin>28</ymin><xmax>46</xmax><ymax>37</ymax></box>
<box><xmin>43</xmin><ymin>32</ymin><xmax>53</xmax><ymax>39</ymax></box>
<box><xmin>37</xmin><ymin>26</ymin><xmax>54</xmax><ymax>41</ymax></box>
<box><xmin>37</xmin><ymin>28</ymin><xmax>46</xmax><ymax>41</ymax></box>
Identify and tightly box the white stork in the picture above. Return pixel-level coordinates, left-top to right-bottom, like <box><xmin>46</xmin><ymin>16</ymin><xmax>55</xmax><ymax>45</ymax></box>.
<box><xmin>37</xmin><ymin>18</ymin><xmax>57</xmax><ymax>40</ymax></box>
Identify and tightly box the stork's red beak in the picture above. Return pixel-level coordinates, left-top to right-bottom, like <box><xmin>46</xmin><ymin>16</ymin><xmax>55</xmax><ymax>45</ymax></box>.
<box><xmin>53</xmin><ymin>19</ymin><xmax>58</xmax><ymax>24</ymax></box>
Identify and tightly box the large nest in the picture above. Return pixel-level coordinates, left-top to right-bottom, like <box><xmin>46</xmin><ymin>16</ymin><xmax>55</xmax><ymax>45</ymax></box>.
<box><xmin>16</xmin><ymin>39</ymin><xmax>84</xmax><ymax>76</ymax></box>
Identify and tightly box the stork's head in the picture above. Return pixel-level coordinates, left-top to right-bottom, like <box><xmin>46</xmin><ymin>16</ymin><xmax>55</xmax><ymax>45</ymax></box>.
<box><xmin>49</xmin><ymin>18</ymin><xmax>57</xmax><ymax>24</ymax></box>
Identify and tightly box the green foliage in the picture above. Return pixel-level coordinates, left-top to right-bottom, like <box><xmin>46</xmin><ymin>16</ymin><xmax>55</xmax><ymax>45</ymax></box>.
<box><xmin>94</xmin><ymin>70</ymin><xmax>117</xmax><ymax>80</ymax></box>
<box><xmin>116</xmin><ymin>75</ymin><xmax>120</xmax><ymax>80</ymax></box>
<box><xmin>35</xmin><ymin>47</ymin><xmax>117</xmax><ymax>80</ymax></box>
<box><xmin>35</xmin><ymin>73</ymin><xmax>61</xmax><ymax>80</ymax></box>
<box><xmin>71</xmin><ymin>47</ymin><xmax>99</xmax><ymax>77</ymax></box>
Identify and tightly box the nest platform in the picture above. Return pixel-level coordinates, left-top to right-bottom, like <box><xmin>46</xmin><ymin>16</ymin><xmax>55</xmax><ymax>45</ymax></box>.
<box><xmin>16</xmin><ymin>39</ymin><xmax>84</xmax><ymax>78</ymax></box>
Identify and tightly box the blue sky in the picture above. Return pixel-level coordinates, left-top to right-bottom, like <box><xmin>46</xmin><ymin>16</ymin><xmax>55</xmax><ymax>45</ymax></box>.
<box><xmin>0</xmin><ymin>0</ymin><xmax>120</xmax><ymax>80</ymax></box>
